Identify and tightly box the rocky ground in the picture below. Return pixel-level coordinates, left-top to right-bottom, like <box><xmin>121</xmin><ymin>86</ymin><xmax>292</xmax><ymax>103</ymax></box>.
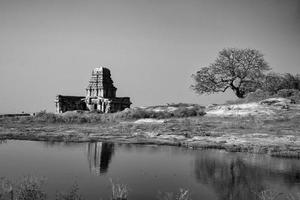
<box><xmin>0</xmin><ymin>98</ymin><xmax>299</xmax><ymax>158</ymax></box>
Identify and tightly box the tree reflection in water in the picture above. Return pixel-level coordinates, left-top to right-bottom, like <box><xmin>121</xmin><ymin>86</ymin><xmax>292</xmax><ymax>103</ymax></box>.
<box><xmin>87</xmin><ymin>142</ymin><xmax>114</xmax><ymax>175</ymax></box>
<box><xmin>194</xmin><ymin>151</ymin><xmax>299</xmax><ymax>200</ymax></box>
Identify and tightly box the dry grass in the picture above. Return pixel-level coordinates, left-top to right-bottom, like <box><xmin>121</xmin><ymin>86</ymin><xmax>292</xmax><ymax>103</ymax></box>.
<box><xmin>0</xmin><ymin>105</ymin><xmax>205</xmax><ymax>124</ymax></box>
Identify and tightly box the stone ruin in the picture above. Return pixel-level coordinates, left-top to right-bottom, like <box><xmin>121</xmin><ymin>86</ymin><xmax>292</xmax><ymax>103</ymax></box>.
<box><xmin>55</xmin><ymin>67</ymin><xmax>131</xmax><ymax>113</ymax></box>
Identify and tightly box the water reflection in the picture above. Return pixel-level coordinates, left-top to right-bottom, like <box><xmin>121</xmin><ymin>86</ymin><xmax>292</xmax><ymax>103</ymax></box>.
<box><xmin>0</xmin><ymin>140</ymin><xmax>7</xmax><ymax>144</ymax></box>
<box><xmin>87</xmin><ymin>142</ymin><xmax>114</xmax><ymax>175</ymax></box>
<box><xmin>194</xmin><ymin>151</ymin><xmax>300</xmax><ymax>200</ymax></box>
<box><xmin>0</xmin><ymin>141</ymin><xmax>299</xmax><ymax>200</ymax></box>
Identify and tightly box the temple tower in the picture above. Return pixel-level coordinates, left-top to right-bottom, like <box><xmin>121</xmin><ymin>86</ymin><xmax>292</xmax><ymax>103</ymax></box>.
<box><xmin>85</xmin><ymin>67</ymin><xmax>131</xmax><ymax>113</ymax></box>
<box><xmin>86</xmin><ymin>67</ymin><xmax>117</xmax><ymax>98</ymax></box>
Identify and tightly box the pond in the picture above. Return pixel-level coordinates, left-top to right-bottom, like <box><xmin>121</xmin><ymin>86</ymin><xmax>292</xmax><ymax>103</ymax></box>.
<box><xmin>0</xmin><ymin>140</ymin><xmax>299</xmax><ymax>200</ymax></box>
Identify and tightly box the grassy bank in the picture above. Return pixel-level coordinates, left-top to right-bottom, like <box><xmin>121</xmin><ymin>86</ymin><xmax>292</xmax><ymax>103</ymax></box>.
<box><xmin>0</xmin><ymin>101</ymin><xmax>300</xmax><ymax>158</ymax></box>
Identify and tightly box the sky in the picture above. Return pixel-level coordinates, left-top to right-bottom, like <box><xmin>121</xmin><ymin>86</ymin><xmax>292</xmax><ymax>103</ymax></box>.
<box><xmin>0</xmin><ymin>0</ymin><xmax>299</xmax><ymax>113</ymax></box>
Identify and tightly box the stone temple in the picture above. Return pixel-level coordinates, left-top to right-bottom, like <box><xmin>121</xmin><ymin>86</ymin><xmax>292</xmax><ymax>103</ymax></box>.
<box><xmin>55</xmin><ymin>67</ymin><xmax>131</xmax><ymax>113</ymax></box>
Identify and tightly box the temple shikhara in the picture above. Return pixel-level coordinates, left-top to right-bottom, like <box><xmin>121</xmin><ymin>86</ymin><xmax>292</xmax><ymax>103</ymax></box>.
<box><xmin>55</xmin><ymin>67</ymin><xmax>131</xmax><ymax>113</ymax></box>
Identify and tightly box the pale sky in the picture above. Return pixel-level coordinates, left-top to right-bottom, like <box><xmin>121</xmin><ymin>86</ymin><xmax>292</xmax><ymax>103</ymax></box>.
<box><xmin>0</xmin><ymin>0</ymin><xmax>299</xmax><ymax>113</ymax></box>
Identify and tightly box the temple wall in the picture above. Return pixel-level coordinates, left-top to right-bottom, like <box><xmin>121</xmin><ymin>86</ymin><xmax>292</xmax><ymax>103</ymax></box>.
<box><xmin>55</xmin><ymin>95</ymin><xmax>88</xmax><ymax>113</ymax></box>
<box><xmin>85</xmin><ymin>97</ymin><xmax>131</xmax><ymax>113</ymax></box>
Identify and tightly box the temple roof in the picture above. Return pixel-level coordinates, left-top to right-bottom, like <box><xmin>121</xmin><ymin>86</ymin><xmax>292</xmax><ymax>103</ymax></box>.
<box><xmin>86</xmin><ymin>67</ymin><xmax>116</xmax><ymax>90</ymax></box>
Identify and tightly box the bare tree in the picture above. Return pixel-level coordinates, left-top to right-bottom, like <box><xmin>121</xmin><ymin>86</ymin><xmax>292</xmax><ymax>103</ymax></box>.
<box><xmin>191</xmin><ymin>48</ymin><xmax>270</xmax><ymax>98</ymax></box>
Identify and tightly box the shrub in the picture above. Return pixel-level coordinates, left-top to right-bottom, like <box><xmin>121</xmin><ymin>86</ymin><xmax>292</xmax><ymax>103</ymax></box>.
<box><xmin>113</xmin><ymin>106</ymin><xmax>205</xmax><ymax>120</ymax></box>
<box><xmin>11</xmin><ymin>104</ymin><xmax>206</xmax><ymax>124</ymax></box>
<box><xmin>173</xmin><ymin>107</ymin><xmax>196</xmax><ymax>118</ymax></box>
<box><xmin>263</xmin><ymin>73</ymin><xmax>285</xmax><ymax>94</ymax></box>
<box><xmin>128</xmin><ymin>109</ymin><xmax>151</xmax><ymax>119</ymax></box>
<box><xmin>226</xmin><ymin>88</ymin><xmax>300</xmax><ymax>104</ymax></box>
<box><xmin>15</xmin><ymin>176</ymin><xmax>46</xmax><ymax>200</ymax></box>
<box><xmin>273</xmin><ymin>89</ymin><xmax>300</xmax><ymax>103</ymax></box>
<box><xmin>277</xmin><ymin>89</ymin><xmax>299</xmax><ymax>98</ymax></box>
<box><xmin>281</xmin><ymin>73</ymin><xmax>300</xmax><ymax>90</ymax></box>
<box><xmin>34</xmin><ymin>111</ymin><xmax>61</xmax><ymax>123</ymax></box>
<box><xmin>244</xmin><ymin>89</ymin><xmax>272</xmax><ymax>103</ymax></box>
<box><xmin>263</xmin><ymin>73</ymin><xmax>300</xmax><ymax>94</ymax></box>
<box><xmin>166</xmin><ymin>103</ymin><xmax>197</xmax><ymax>108</ymax></box>
<box><xmin>113</xmin><ymin>108</ymin><xmax>150</xmax><ymax>120</ymax></box>
<box><xmin>225</xmin><ymin>89</ymin><xmax>271</xmax><ymax>104</ymax></box>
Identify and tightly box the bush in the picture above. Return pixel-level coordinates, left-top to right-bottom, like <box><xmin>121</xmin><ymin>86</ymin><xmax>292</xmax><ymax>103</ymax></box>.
<box><xmin>276</xmin><ymin>89</ymin><xmax>299</xmax><ymax>98</ymax></box>
<box><xmin>113</xmin><ymin>106</ymin><xmax>205</xmax><ymax>120</ymax></box>
<box><xmin>166</xmin><ymin>103</ymin><xmax>198</xmax><ymax>108</ymax></box>
<box><xmin>226</xmin><ymin>88</ymin><xmax>300</xmax><ymax>104</ymax></box>
<box><xmin>263</xmin><ymin>73</ymin><xmax>285</xmax><ymax>94</ymax></box>
<box><xmin>0</xmin><ymin>176</ymin><xmax>47</xmax><ymax>200</ymax></box>
<box><xmin>263</xmin><ymin>73</ymin><xmax>300</xmax><ymax>94</ymax></box>
<box><xmin>11</xmin><ymin>104</ymin><xmax>206</xmax><ymax>124</ymax></box>
<box><xmin>281</xmin><ymin>73</ymin><xmax>300</xmax><ymax>90</ymax></box>
<box><xmin>226</xmin><ymin>89</ymin><xmax>272</xmax><ymax>104</ymax></box>
<box><xmin>34</xmin><ymin>110</ymin><xmax>61</xmax><ymax>123</ymax></box>
<box><xmin>244</xmin><ymin>89</ymin><xmax>272</xmax><ymax>103</ymax></box>
<box><xmin>173</xmin><ymin>107</ymin><xmax>196</xmax><ymax>118</ymax></box>
<box><xmin>16</xmin><ymin>176</ymin><xmax>46</xmax><ymax>200</ymax></box>
<box><xmin>277</xmin><ymin>89</ymin><xmax>300</xmax><ymax>103</ymax></box>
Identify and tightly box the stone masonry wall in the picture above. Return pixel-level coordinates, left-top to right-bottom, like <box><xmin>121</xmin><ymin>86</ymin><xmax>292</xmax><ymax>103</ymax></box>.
<box><xmin>55</xmin><ymin>95</ymin><xmax>88</xmax><ymax>113</ymax></box>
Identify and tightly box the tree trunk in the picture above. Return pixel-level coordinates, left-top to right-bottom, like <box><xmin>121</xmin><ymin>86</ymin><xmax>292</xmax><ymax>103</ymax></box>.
<box><xmin>235</xmin><ymin>89</ymin><xmax>245</xmax><ymax>98</ymax></box>
<box><xmin>230</xmin><ymin>82</ymin><xmax>246</xmax><ymax>98</ymax></box>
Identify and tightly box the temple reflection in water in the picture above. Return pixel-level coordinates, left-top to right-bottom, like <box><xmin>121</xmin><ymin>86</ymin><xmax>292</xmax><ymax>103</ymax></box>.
<box><xmin>86</xmin><ymin>142</ymin><xmax>114</xmax><ymax>175</ymax></box>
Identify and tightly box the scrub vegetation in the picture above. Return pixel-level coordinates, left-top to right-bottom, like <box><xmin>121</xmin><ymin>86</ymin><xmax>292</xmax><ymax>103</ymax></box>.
<box><xmin>0</xmin><ymin>176</ymin><xmax>298</xmax><ymax>200</ymax></box>
<box><xmin>0</xmin><ymin>104</ymin><xmax>205</xmax><ymax>124</ymax></box>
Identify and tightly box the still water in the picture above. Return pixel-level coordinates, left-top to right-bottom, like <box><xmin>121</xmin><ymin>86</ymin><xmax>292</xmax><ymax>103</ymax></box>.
<box><xmin>0</xmin><ymin>140</ymin><xmax>299</xmax><ymax>200</ymax></box>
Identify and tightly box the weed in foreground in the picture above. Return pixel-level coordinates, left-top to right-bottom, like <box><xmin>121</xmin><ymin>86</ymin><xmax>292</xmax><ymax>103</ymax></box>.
<box><xmin>56</xmin><ymin>183</ymin><xmax>84</xmax><ymax>200</ymax></box>
<box><xmin>0</xmin><ymin>177</ymin><xmax>13</xmax><ymax>200</ymax></box>
<box><xmin>15</xmin><ymin>176</ymin><xmax>47</xmax><ymax>200</ymax></box>
<box><xmin>157</xmin><ymin>189</ymin><xmax>191</xmax><ymax>200</ymax></box>
<box><xmin>110</xmin><ymin>179</ymin><xmax>128</xmax><ymax>200</ymax></box>
<box><xmin>0</xmin><ymin>176</ymin><xmax>46</xmax><ymax>200</ymax></box>
<box><xmin>256</xmin><ymin>189</ymin><xmax>300</xmax><ymax>200</ymax></box>
<box><xmin>1</xmin><ymin>176</ymin><xmax>299</xmax><ymax>200</ymax></box>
